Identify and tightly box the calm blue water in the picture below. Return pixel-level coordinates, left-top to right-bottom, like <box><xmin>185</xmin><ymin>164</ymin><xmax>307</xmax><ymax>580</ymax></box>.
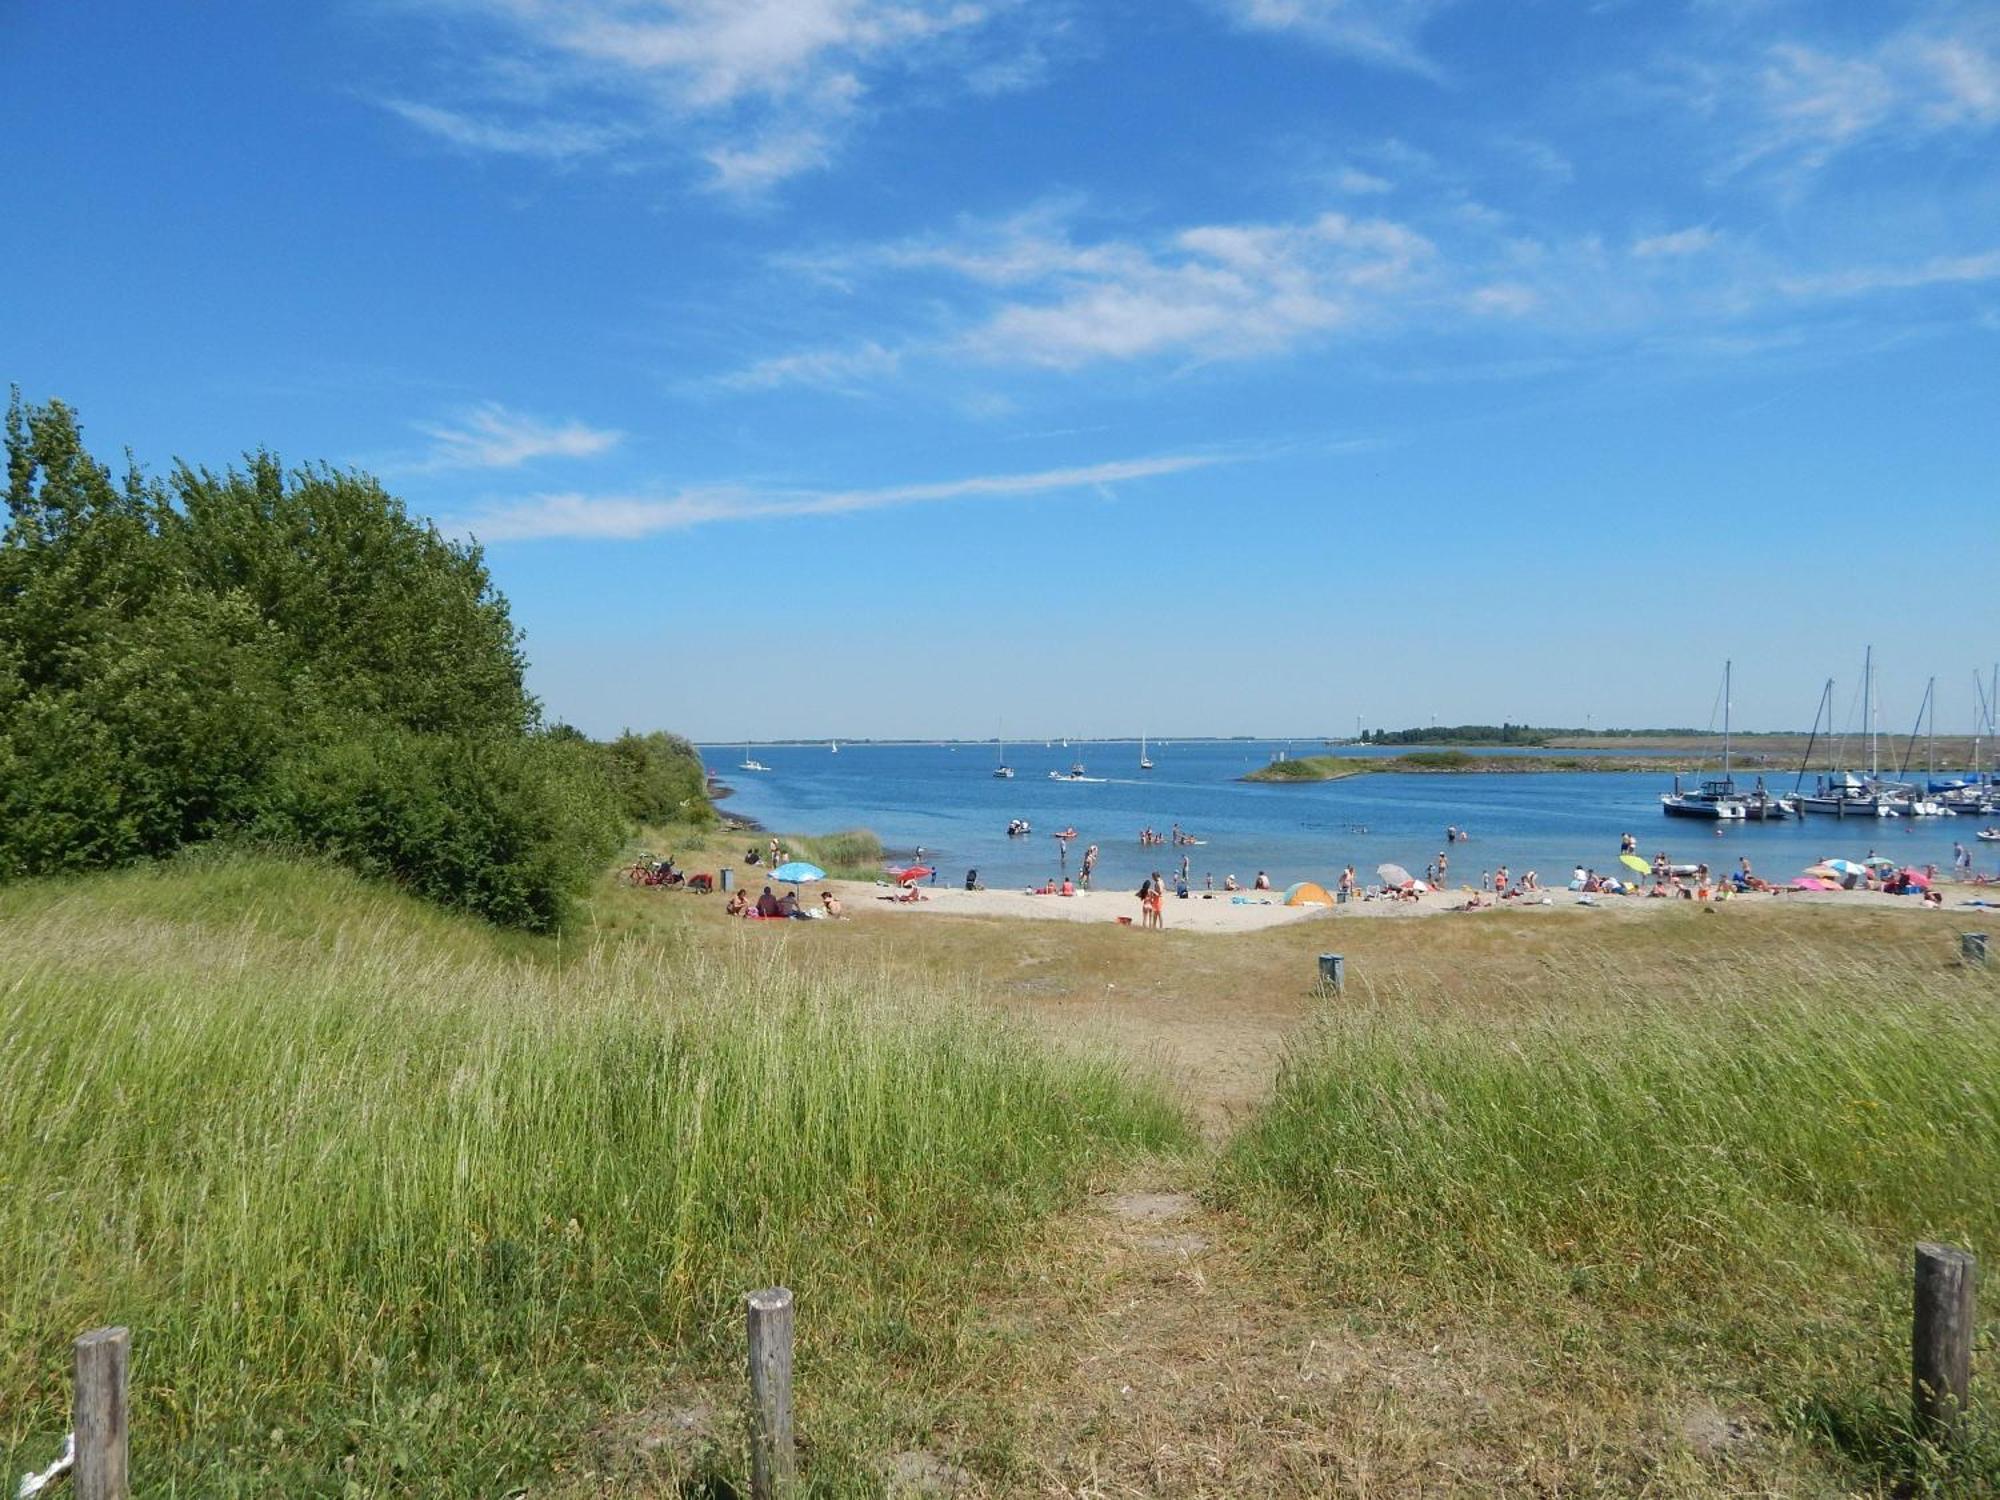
<box><xmin>701</xmin><ymin>741</ymin><xmax>1995</xmax><ymax>891</ymax></box>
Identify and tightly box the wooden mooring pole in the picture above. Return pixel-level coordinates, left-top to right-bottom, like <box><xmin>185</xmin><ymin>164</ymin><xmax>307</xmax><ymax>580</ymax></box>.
<box><xmin>1912</xmin><ymin>1244</ymin><xmax>1976</xmax><ymax>1445</ymax></box>
<box><xmin>746</xmin><ymin>1287</ymin><xmax>796</xmax><ymax>1498</ymax></box>
<box><xmin>74</xmin><ymin>1326</ymin><xmax>130</xmax><ymax>1500</ymax></box>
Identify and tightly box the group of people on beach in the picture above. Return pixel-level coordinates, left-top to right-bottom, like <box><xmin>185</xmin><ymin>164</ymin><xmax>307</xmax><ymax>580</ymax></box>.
<box><xmin>725</xmin><ymin>884</ymin><xmax>845</xmax><ymax>920</ymax></box>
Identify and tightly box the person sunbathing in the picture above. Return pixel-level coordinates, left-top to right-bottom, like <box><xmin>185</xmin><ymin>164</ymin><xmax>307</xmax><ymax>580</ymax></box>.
<box><xmin>820</xmin><ymin>891</ymin><xmax>844</xmax><ymax>918</ymax></box>
<box><xmin>755</xmin><ymin>886</ymin><xmax>782</xmax><ymax>918</ymax></box>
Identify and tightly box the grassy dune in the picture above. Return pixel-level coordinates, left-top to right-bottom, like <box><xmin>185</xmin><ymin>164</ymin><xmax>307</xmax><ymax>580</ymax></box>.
<box><xmin>0</xmin><ymin>855</ymin><xmax>1187</xmax><ymax>1494</ymax></box>
<box><xmin>1219</xmin><ymin>955</ymin><xmax>2000</xmax><ymax>1492</ymax></box>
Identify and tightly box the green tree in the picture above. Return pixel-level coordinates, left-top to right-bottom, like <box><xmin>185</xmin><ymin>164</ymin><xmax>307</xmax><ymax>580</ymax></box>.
<box><xmin>602</xmin><ymin>730</ymin><xmax>714</xmax><ymax>827</ymax></box>
<box><xmin>0</xmin><ymin>393</ymin><xmax>628</xmax><ymax>927</ymax></box>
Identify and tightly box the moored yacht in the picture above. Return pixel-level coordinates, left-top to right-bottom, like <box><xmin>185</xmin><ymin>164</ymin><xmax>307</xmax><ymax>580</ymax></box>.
<box><xmin>1662</xmin><ymin>775</ymin><xmax>1747</xmax><ymax>819</ymax></box>
<box><xmin>1796</xmin><ymin>772</ymin><xmax>1906</xmax><ymax>817</ymax></box>
<box><xmin>1662</xmin><ymin>660</ymin><xmax>1754</xmax><ymax>819</ymax></box>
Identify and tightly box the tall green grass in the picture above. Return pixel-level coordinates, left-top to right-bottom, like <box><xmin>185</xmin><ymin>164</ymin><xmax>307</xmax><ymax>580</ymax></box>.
<box><xmin>0</xmin><ymin>857</ymin><xmax>1187</xmax><ymax>1494</ymax></box>
<box><xmin>1219</xmin><ymin>955</ymin><xmax>2000</xmax><ymax>1490</ymax></box>
<box><xmin>788</xmin><ymin>828</ymin><xmax>886</xmax><ymax>880</ymax></box>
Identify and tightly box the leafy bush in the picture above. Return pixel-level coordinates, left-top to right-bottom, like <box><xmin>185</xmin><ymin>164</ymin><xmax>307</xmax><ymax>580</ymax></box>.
<box><xmin>602</xmin><ymin>729</ymin><xmax>713</xmax><ymax>826</ymax></box>
<box><xmin>252</xmin><ymin>730</ymin><xmax>623</xmax><ymax>933</ymax></box>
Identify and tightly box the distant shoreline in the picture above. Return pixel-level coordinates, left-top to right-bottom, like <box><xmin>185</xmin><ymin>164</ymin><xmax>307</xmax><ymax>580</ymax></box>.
<box><xmin>1242</xmin><ymin>752</ymin><xmax>1795</xmax><ymax>782</ymax></box>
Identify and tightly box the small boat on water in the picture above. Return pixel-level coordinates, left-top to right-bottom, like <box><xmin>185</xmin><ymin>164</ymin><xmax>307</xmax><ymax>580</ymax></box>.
<box><xmin>1139</xmin><ymin>732</ymin><xmax>1154</xmax><ymax>772</ymax></box>
<box><xmin>1662</xmin><ymin>661</ymin><xmax>1759</xmax><ymax>819</ymax></box>
<box><xmin>1006</xmin><ymin>819</ymin><xmax>1031</xmax><ymax>837</ymax></box>
<box><xmin>829</xmin><ymin>739</ymin><xmax>838</xmax><ymax>754</ymax></box>
<box><xmin>1794</xmin><ymin>649</ymin><xmax>1913</xmax><ymax>817</ymax></box>
<box><xmin>993</xmin><ymin>729</ymin><xmax>1014</xmax><ymax>779</ymax></box>
<box><xmin>1662</xmin><ymin>776</ymin><xmax>1747</xmax><ymax>819</ymax></box>
<box><xmin>738</xmin><ymin>744</ymin><xmax>771</xmax><ymax>772</ymax></box>
<box><xmin>1050</xmin><ymin>762</ymin><xmax>1105</xmax><ymax>783</ymax></box>
<box><xmin>1977</xmin><ymin>828</ymin><xmax>2000</xmax><ymax>841</ymax></box>
<box><xmin>1796</xmin><ymin>771</ymin><xmax>1905</xmax><ymax>817</ymax></box>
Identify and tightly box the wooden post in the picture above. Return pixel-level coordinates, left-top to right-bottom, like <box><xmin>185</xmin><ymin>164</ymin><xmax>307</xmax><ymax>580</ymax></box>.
<box><xmin>74</xmin><ymin>1326</ymin><xmax>130</xmax><ymax>1500</ymax></box>
<box><xmin>1913</xmin><ymin>1243</ymin><xmax>1976</xmax><ymax>1445</ymax></box>
<box><xmin>746</xmin><ymin>1287</ymin><xmax>795</xmax><ymax>1498</ymax></box>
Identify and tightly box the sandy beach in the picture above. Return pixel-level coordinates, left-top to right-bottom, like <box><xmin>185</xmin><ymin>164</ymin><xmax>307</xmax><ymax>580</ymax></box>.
<box><xmin>827</xmin><ymin>877</ymin><xmax>2000</xmax><ymax>932</ymax></box>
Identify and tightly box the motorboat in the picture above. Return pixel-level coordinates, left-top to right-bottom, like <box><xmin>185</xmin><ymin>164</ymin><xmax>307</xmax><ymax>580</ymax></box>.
<box><xmin>1738</xmin><ymin>779</ymin><xmax>1795</xmax><ymax>820</ymax></box>
<box><xmin>1977</xmin><ymin>828</ymin><xmax>2000</xmax><ymax>842</ymax></box>
<box><xmin>1661</xmin><ymin>776</ymin><xmax>1747</xmax><ymax>819</ymax></box>
<box><xmin>1049</xmin><ymin>764</ymin><xmax>1106</xmax><ymax>783</ymax></box>
<box><xmin>1006</xmin><ymin>819</ymin><xmax>1031</xmax><ymax>837</ymax></box>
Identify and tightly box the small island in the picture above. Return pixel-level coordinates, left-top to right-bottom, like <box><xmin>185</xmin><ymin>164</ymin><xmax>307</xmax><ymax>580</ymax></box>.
<box><xmin>1243</xmin><ymin>749</ymin><xmax>1765</xmax><ymax>781</ymax></box>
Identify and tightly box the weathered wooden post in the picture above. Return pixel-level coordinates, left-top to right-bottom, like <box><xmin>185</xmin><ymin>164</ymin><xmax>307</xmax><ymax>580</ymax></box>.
<box><xmin>1912</xmin><ymin>1243</ymin><xmax>1976</xmax><ymax>1445</ymax></box>
<box><xmin>74</xmin><ymin>1326</ymin><xmax>130</xmax><ymax>1500</ymax></box>
<box><xmin>746</xmin><ymin>1287</ymin><xmax>795</xmax><ymax>1498</ymax></box>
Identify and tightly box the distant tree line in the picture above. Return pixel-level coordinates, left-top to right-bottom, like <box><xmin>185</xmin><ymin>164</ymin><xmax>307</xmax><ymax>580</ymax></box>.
<box><xmin>1355</xmin><ymin>724</ymin><xmax>1711</xmax><ymax>745</ymax></box>
<box><xmin>0</xmin><ymin>393</ymin><xmax>708</xmax><ymax>930</ymax></box>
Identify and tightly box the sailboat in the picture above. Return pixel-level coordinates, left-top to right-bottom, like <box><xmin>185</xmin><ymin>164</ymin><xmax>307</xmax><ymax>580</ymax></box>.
<box><xmin>1795</xmin><ymin>647</ymin><xmax>1909</xmax><ymax>816</ymax></box>
<box><xmin>1139</xmin><ymin>732</ymin><xmax>1153</xmax><ymax>771</ymax></box>
<box><xmin>829</xmin><ymin>739</ymin><xmax>838</xmax><ymax>754</ymax></box>
<box><xmin>738</xmin><ymin>743</ymin><xmax>771</xmax><ymax>772</ymax></box>
<box><xmin>1896</xmin><ymin>679</ymin><xmax>1950</xmax><ymax>815</ymax></box>
<box><xmin>993</xmin><ymin>727</ymin><xmax>1014</xmax><ymax>779</ymax></box>
<box><xmin>1661</xmin><ymin>661</ymin><xmax>1750</xmax><ymax>819</ymax></box>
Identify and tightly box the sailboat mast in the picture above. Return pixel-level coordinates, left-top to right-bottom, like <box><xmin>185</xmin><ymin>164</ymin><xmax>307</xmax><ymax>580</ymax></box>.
<box><xmin>1864</xmin><ymin>645</ymin><xmax>1875</xmax><ymax>778</ymax></box>
<box><xmin>1926</xmin><ymin>676</ymin><xmax>1936</xmax><ymax>776</ymax></box>
<box><xmin>1722</xmin><ymin>659</ymin><xmax>1732</xmax><ymax>778</ymax></box>
<box><xmin>1794</xmin><ymin>678</ymin><xmax>1832</xmax><ymax>795</ymax></box>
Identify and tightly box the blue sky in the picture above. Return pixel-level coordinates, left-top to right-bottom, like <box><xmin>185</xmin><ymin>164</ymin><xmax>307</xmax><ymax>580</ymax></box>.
<box><xmin>5</xmin><ymin>0</ymin><xmax>1997</xmax><ymax>740</ymax></box>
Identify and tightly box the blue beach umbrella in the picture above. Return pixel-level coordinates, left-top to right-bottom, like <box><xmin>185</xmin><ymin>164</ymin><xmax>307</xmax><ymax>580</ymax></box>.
<box><xmin>770</xmin><ymin>861</ymin><xmax>826</xmax><ymax>889</ymax></box>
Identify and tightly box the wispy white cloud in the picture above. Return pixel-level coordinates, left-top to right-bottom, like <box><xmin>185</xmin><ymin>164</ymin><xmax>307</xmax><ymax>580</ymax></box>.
<box><xmin>1209</xmin><ymin>0</ymin><xmax>1456</xmax><ymax>76</ymax></box>
<box><xmin>1777</xmin><ymin>248</ymin><xmax>2000</xmax><ymax>298</ymax></box>
<box><xmin>412</xmin><ymin>403</ymin><xmax>625</xmax><ymax>470</ymax></box>
<box><xmin>715</xmin><ymin>340</ymin><xmax>904</xmax><ymax>391</ymax></box>
<box><xmin>380</xmin><ymin>99</ymin><xmax>625</xmax><ymax>161</ymax></box>
<box><xmin>1712</xmin><ymin>10</ymin><xmax>2000</xmax><ymax>175</ymax></box>
<box><xmin>789</xmin><ymin>205</ymin><xmax>1438</xmax><ymax>369</ymax></box>
<box><xmin>456</xmin><ymin>451</ymin><xmax>1224</xmax><ymax>540</ymax></box>
<box><xmin>1633</xmin><ymin>226</ymin><xmax>1719</xmax><ymax>258</ymax></box>
<box><xmin>376</xmin><ymin>0</ymin><xmax>1039</xmax><ymax>192</ymax></box>
<box><xmin>1333</xmin><ymin>166</ymin><xmax>1393</xmax><ymax>194</ymax></box>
